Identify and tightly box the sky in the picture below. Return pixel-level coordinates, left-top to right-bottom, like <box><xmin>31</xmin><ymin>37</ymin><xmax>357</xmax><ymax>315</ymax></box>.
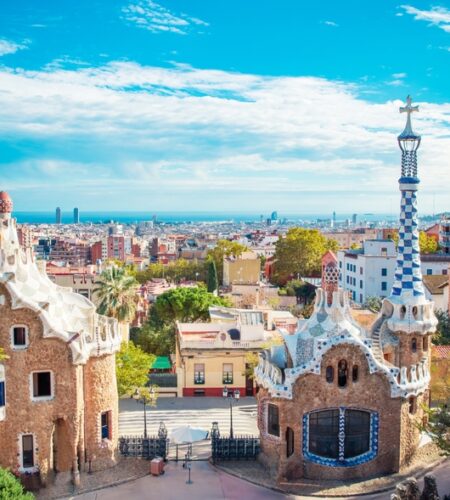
<box><xmin>0</xmin><ymin>0</ymin><xmax>449</xmax><ymax>215</ymax></box>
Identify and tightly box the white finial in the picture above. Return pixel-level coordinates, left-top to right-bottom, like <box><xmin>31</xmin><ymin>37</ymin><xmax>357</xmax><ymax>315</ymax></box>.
<box><xmin>399</xmin><ymin>95</ymin><xmax>419</xmax><ymax>138</ymax></box>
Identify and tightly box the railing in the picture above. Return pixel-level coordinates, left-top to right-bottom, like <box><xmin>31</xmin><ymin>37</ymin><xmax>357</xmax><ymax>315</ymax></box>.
<box><xmin>148</xmin><ymin>373</ymin><xmax>177</xmax><ymax>387</ymax></box>
<box><xmin>211</xmin><ymin>436</ymin><xmax>260</xmax><ymax>461</ymax></box>
<box><xmin>119</xmin><ymin>436</ymin><xmax>169</xmax><ymax>460</ymax></box>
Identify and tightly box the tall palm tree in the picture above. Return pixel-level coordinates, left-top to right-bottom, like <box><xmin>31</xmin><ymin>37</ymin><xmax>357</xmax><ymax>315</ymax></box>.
<box><xmin>94</xmin><ymin>267</ymin><xmax>140</xmax><ymax>323</ymax></box>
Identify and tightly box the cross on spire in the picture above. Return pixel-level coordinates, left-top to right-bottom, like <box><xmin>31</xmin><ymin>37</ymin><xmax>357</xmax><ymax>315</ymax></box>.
<box><xmin>399</xmin><ymin>95</ymin><xmax>419</xmax><ymax>139</ymax></box>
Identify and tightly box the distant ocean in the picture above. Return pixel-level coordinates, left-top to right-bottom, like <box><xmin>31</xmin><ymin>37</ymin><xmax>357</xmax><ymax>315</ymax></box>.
<box><xmin>13</xmin><ymin>211</ymin><xmax>399</xmax><ymax>225</ymax></box>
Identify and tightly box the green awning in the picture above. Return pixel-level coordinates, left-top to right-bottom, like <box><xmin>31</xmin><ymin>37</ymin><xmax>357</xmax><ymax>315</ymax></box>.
<box><xmin>151</xmin><ymin>356</ymin><xmax>171</xmax><ymax>370</ymax></box>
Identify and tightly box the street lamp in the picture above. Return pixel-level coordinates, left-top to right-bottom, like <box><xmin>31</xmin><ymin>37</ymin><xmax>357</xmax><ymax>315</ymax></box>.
<box><xmin>222</xmin><ymin>386</ymin><xmax>240</xmax><ymax>439</ymax></box>
<box><xmin>133</xmin><ymin>386</ymin><xmax>156</xmax><ymax>439</ymax></box>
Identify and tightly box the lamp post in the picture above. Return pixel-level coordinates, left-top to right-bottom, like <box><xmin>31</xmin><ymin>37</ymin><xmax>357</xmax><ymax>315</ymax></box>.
<box><xmin>222</xmin><ymin>386</ymin><xmax>240</xmax><ymax>439</ymax></box>
<box><xmin>133</xmin><ymin>386</ymin><xmax>156</xmax><ymax>439</ymax></box>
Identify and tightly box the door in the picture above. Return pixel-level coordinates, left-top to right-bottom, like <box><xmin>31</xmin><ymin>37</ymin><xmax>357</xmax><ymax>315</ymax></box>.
<box><xmin>245</xmin><ymin>364</ymin><xmax>254</xmax><ymax>396</ymax></box>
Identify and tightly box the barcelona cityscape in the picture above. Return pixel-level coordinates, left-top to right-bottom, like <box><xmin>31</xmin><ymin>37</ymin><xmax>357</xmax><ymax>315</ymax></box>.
<box><xmin>0</xmin><ymin>1</ymin><xmax>449</xmax><ymax>499</ymax></box>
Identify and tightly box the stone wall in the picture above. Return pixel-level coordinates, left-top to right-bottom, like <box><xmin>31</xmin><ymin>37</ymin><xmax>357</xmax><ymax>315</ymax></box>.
<box><xmin>258</xmin><ymin>343</ymin><xmax>405</xmax><ymax>481</ymax></box>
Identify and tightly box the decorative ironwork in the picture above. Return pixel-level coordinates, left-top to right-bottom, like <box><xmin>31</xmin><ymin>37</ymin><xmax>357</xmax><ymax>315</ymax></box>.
<box><xmin>119</xmin><ymin>435</ymin><xmax>169</xmax><ymax>460</ymax></box>
<box><xmin>211</xmin><ymin>435</ymin><xmax>260</xmax><ymax>461</ymax></box>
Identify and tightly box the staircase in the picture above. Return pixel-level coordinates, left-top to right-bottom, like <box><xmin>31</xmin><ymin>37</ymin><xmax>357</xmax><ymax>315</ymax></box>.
<box><xmin>371</xmin><ymin>317</ymin><xmax>385</xmax><ymax>363</ymax></box>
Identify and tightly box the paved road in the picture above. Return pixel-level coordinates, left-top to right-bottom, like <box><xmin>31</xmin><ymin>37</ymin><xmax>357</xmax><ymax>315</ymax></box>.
<box><xmin>119</xmin><ymin>397</ymin><xmax>259</xmax><ymax>437</ymax></box>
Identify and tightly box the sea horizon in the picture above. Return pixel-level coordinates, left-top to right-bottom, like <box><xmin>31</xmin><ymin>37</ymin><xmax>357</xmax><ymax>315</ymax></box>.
<box><xmin>13</xmin><ymin>210</ymin><xmax>404</xmax><ymax>225</ymax></box>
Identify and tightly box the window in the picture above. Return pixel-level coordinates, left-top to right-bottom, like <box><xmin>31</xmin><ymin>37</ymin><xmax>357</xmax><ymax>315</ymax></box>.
<box><xmin>423</xmin><ymin>336</ymin><xmax>429</xmax><ymax>352</ymax></box>
<box><xmin>409</xmin><ymin>397</ymin><xmax>416</xmax><ymax>414</ymax></box>
<box><xmin>352</xmin><ymin>365</ymin><xmax>359</xmax><ymax>382</ymax></box>
<box><xmin>427</xmin><ymin>269</ymin><xmax>432</xmax><ymax>275</ymax></box>
<box><xmin>360</xmin><ymin>280</ymin><xmax>363</xmax><ymax>289</ymax></box>
<box><xmin>268</xmin><ymin>404</ymin><xmax>280</xmax><ymax>437</ymax></box>
<box><xmin>0</xmin><ymin>381</ymin><xmax>4</xmax><ymax>407</ymax></box>
<box><xmin>22</xmin><ymin>435</ymin><xmax>34</xmax><ymax>469</ymax></box>
<box><xmin>360</xmin><ymin>267</ymin><xmax>363</xmax><ymax>275</ymax></box>
<box><xmin>101</xmin><ymin>411</ymin><xmax>111</xmax><ymax>440</ymax></box>
<box><xmin>32</xmin><ymin>371</ymin><xmax>52</xmax><ymax>399</ymax></box>
<box><xmin>306</xmin><ymin>409</ymin><xmax>374</xmax><ymax>465</ymax></box>
<box><xmin>411</xmin><ymin>338</ymin><xmax>417</xmax><ymax>353</ymax></box>
<box><xmin>360</xmin><ymin>294</ymin><xmax>363</xmax><ymax>303</ymax></box>
<box><xmin>12</xmin><ymin>326</ymin><xmax>28</xmax><ymax>348</ymax></box>
<box><xmin>286</xmin><ymin>427</ymin><xmax>294</xmax><ymax>458</ymax></box>
<box><xmin>308</xmin><ymin>409</ymin><xmax>339</xmax><ymax>459</ymax></box>
<box><xmin>339</xmin><ymin>261</ymin><xmax>342</xmax><ymax>268</ymax></box>
<box><xmin>326</xmin><ymin>366</ymin><xmax>334</xmax><ymax>383</ymax></box>
<box><xmin>381</xmin><ymin>282</ymin><xmax>387</xmax><ymax>291</ymax></box>
<box><xmin>344</xmin><ymin>410</ymin><xmax>370</xmax><ymax>458</ymax></box>
<box><xmin>338</xmin><ymin>360</ymin><xmax>348</xmax><ymax>387</ymax></box>
<box><xmin>381</xmin><ymin>247</ymin><xmax>387</xmax><ymax>256</ymax></box>
<box><xmin>194</xmin><ymin>363</ymin><xmax>205</xmax><ymax>384</ymax></box>
<box><xmin>223</xmin><ymin>363</ymin><xmax>233</xmax><ymax>384</ymax></box>
<box><xmin>381</xmin><ymin>268</ymin><xmax>387</xmax><ymax>276</ymax></box>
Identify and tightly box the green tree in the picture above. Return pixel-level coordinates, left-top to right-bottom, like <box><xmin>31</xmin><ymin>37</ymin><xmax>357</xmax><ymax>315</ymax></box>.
<box><xmin>207</xmin><ymin>240</ymin><xmax>248</xmax><ymax>284</ymax></box>
<box><xmin>94</xmin><ymin>267</ymin><xmax>140</xmax><ymax>322</ymax></box>
<box><xmin>207</xmin><ymin>259</ymin><xmax>218</xmax><ymax>294</ymax></box>
<box><xmin>136</xmin><ymin>324</ymin><xmax>175</xmax><ymax>357</ymax></box>
<box><xmin>419</xmin><ymin>231</ymin><xmax>439</xmax><ymax>254</ymax></box>
<box><xmin>150</xmin><ymin>286</ymin><xmax>230</xmax><ymax>327</ymax></box>
<box><xmin>434</xmin><ymin>310</ymin><xmax>450</xmax><ymax>345</ymax></box>
<box><xmin>0</xmin><ymin>468</ymin><xmax>34</xmax><ymax>499</ymax></box>
<box><xmin>363</xmin><ymin>296</ymin><xmax>383</xmax><ymax>312</ymax></box>
<box><xmin>135</xmin><ymin>259</ymin><xmax>207</xmax><ymax>284</ymax></box>
<box><xmin>420</xmin><ymin>405</ymin><xmax>450</xmax><ymax>456</ymax></box>
<box><xmin>271</xmin><ymin>228</ymin><xmax>338</xmax><ymax>285</ymax></box>
<box><xmin>116</xmin><ymin>341</ymin><xmax>155</xmax><ymax>397</ymax></box>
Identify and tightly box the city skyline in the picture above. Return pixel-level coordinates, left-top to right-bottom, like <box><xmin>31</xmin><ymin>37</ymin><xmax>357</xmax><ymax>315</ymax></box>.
<box><xmin>0</xmin><ymin>1</ymin><xmax>449</xmax><ymax>213</ymax></box>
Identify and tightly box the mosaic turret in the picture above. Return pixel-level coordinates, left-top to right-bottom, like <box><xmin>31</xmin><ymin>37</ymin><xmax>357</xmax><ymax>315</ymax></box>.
<box><xmin>382</xmin><ymin>96</ymin><xmax>438</xmax><ymax>335</ymax></box>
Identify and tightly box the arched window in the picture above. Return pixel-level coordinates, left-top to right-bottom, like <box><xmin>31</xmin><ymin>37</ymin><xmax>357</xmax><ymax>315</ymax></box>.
<box><xmin>305</xmin><ymin>408</ymin><xmax>375</xmax><ymax>466</ymax></box>
<box><xmin>400</xmin><ymin>305</ymin><xmax>406</xmax><ymax>319</ymax></box>
<box><xmin>411</xmin><ymin>338</ymin><xmax>417</xmax><ymax>353</ymax></box>
<box><xmin>286</xmin><ymin>427</ymin><xmax>294</xmax><ymax>458</ymax></box>
<box><xmin>326</xmin><ymin>366</ymin><xmax>334</xmax><ymax>383</ymax></box>
<box><xmin>338</xmin><ymin>360</ymin><xmax>348</xmax><ymax>387</ymax></box>
<box><xmin>352</xmin><ymin>365</ymin><xmax>359</xmax><ymax>382</ymax></box>
<box><xmin>267</xmin><ymin>404</ymin><xmax>280</xmax><ymax>437</ymax></box>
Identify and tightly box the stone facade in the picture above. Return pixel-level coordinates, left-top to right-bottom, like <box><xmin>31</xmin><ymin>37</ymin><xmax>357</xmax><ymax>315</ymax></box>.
<box><xmin>254</xmin><ymin>98</ymin><xmax>437</xmax><ymax>482</ymax></box>
<box><xmin>0</xmin><ymin>192</ymin><xmax>121</xmax><ymax>487</ymax></box>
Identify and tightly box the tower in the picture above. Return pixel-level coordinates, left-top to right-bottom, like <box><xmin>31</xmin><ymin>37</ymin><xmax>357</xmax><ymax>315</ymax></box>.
<box><xmin>55</xmin><ymin>206</ymin><xmax>62</xmax><ymax>224</ymax></box>
<box><xmin>73</xmin><ymin>207</ymin><xmax>80</xmax><ymax>224</ymax></box>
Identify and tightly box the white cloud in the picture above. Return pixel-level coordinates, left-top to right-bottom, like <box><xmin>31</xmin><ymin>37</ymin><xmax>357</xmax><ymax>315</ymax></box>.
<box><xmin>323</xmin><ymin>20</ymin><xmax>339</xmax><ymax>27</ymax></box>
<box><xmin>0</xmin><ymin>60</ymin><xmax>449</xmax><ymax>211</ymax></box>
<box><xmin>392</xmin><ymin>72</ymin><xmax>407</xmax><ymax>79</ymax></box>
<box><xmin>0</xmin><ymin>39</ymin><xmax>28</xmax><ymax>57</ymax></box>
<box><xmin>400</xmin><ymin>5</ymin><xmax>450</xmax><ymax>33</ymax></box>
<box><xmin>122</xmin><ymin>0</ymin><xmax>209</xmax><ymax>35</ymax></box>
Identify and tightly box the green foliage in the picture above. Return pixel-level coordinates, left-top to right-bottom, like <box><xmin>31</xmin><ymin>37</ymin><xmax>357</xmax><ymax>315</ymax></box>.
<box><xmin>419</xmin><ymin>231</ymin><xmax>439</xmax><ymax>254</ymax></box>
<box><xmin>207</xmin><ymin>259</ymin><xmax>218</xmax><ymax>293</ymax></box>
<box><xmin>116</xmin><ymin>341</ymin><xmax>155</xmax><ymax>397</ymax></box>
<box><xmin>94</xmin><ymin>267</ymin><xmax>139</xmax><ymax>322</ymax></box>
<box><xmin>271</xmin><ymin>228</ymin><xmax>338</xmax><ymax>285</ymax></box>
<box><xmin>150</xmin><ymin>285</ymin><xmax>231</xmax><ymax>327</ymax></box>
<box><xmin>206</xmin><ymin>239</ymin><xmax>248</xmax><ymax>284</ymax></box>
<box><xmin>283</xmin><ymin>279</ymin><xmax>316</xmax><ymax>303</ymax></box>
<box><xmin>419</xmin><ymin>404</ymin><xmax>450</xmax><ymax>456</ymax></box>
<box><xmin>0</xmin><ymin>468</ymin><xmax>34</xmax><ymax>499</ymax></box>
<box><xmin>363</xmin><ymin>296</ymin><xmax>383</xmax><ymax>312</ymax></box>
<box><xmin>434</xmin><ymin>310</ymin><xmax>450</xmax><ymax>345</ymax></box>
<box><xmin>301</xmin><ymin>303</ymin><xmax>315</xmax><ymax>319</ymax></box>
<box><xmin>135</xmin><ymin>259</ymin><xmax>207</xmax><ymax>285</ymax></box>
<box><xmin>0</xmin><ymin>347</ymin><xmax>8</xmax><ymax>361</ymax></box>
<box><xmin>135</xmin><ymin>324</ymin><xmax>175</xmax><ymax>357</ymax></box>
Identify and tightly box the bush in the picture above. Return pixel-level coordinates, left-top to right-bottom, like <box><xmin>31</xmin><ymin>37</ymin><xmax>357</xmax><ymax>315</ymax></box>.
<box><xmin>0</xmin><ymin>468</ymin><xmax>34</xmax><ymax>499</ymax></box>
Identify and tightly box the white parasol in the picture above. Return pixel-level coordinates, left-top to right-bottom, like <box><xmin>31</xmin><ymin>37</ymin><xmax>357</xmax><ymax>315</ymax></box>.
<box><xmin>169</xmin><ymin>426</ymin><xmax>208</xmax><ymax>444</ymax></box>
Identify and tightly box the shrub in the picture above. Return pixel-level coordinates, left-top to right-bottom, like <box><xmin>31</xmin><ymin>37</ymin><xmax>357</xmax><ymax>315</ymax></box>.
<box><xmin>0</xmin><ymin>468</ymin><xmax>34</xmax><ymax>499</ymax></box>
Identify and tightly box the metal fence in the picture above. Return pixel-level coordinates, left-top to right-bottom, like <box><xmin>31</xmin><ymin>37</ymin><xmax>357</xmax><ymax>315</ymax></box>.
<box><xmin>211</xmin><ymin>436</ymin><xmax>260</xmax><ymax>461</ymax></box>
<box><xmin>148</xmin><ymin>373</ymin><xmax>177</xmax><ymax>387</ymax></box>
<box><xmin>119</xmin><ymin>436</ymin><xmax>169</xmax><ymax>460</ymax></box>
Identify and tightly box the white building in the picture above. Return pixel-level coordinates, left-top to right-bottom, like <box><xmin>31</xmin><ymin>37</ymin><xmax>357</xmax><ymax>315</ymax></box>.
<box><xmin>338</xmin><ymin>240</ymin><xmax>397</xmax><ymax>304</ymax></box>
<box><xmin>339</xmin><ymin>240</ymin><xmax>450</xmax><ymax>304</ymax></box>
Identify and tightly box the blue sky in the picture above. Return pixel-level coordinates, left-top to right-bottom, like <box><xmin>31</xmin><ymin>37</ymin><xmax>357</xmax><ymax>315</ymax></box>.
<box><xmin>0</xmin><ymin>0</ymin><xmax>449</xmax><ymax>214</ymax></box>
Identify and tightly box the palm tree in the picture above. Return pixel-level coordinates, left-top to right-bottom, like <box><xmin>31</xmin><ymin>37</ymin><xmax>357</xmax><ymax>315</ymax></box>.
<box><xmin>94</xmin><ymin>266</ymin><xmax>140</xmax><ymax>323</ymax></box>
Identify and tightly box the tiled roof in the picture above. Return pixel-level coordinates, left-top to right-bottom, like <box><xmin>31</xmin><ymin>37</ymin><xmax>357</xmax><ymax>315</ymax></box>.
<box><xmin>422</xmin><ymin>275</ymin><xmax>448</xmax><ymax>295</ymax></box>
<box><xmin>432</xmin><ymin>345</ymin><xmax>450</xmax><ymax>359</ymax></box>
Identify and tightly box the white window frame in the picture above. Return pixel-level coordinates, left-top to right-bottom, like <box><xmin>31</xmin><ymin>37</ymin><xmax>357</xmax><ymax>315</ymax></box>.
<box><xmin>10</xmin><ymin>324</ymin><xmax>29</xmax><ymax>350</ymax></box>
<box><xmin>30</xmin><ymin>370</ymin><xmax>55</xmax><ymax>402</ymax></box>
<box><xmin>19</xmin><ymin>433</ymin><xmax>37</xmax><ymax>473</ymax></box>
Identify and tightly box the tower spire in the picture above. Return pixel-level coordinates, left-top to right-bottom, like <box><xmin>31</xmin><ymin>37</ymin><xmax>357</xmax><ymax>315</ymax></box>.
<box><xmin>391</xmin><ymin>96</ymin><xmax>424</xmax><ymax>300</ymax></box>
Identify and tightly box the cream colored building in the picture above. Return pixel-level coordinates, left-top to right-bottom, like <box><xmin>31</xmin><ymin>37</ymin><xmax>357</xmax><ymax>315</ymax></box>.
<box><xmin>223</xmin><ymin>251</ymin><xmax>261</xmax><ymax>286</ymax></box>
